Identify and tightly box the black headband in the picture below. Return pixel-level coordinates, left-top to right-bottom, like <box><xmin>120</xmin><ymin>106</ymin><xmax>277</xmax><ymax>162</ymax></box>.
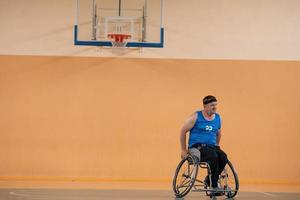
<box><xmin>203</xmin><ymin>96</ymin><xmax>217</xmax><ymax>105</ymax></box>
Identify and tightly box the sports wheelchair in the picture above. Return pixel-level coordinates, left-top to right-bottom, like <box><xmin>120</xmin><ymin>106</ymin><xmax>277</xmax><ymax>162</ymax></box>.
<box><xmin>172</xmin><ymin>149</ymin><xmax>239</xmax><ymax>199</ymax></box>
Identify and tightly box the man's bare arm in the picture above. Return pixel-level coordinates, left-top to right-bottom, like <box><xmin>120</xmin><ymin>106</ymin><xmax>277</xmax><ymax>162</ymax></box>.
<box><xmin>216</xmin><ymin>129</ymin><xmax>222</xmax><ymax>145</ymax></box>
<box><xmin>180</xmin><ymin>113</ymin><xmax>197</xmax><ymax>158</ymax></box>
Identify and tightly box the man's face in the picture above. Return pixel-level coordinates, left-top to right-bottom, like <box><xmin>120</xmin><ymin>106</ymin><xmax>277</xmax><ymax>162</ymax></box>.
<box><xmin>204</xmin><ymin>101</ymin><xmax>218</xmax><ymax>114</ymax></box>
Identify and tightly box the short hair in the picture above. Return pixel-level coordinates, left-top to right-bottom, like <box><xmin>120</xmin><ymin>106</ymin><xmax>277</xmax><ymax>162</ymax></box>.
<box><xmin>203</xmin><ymin>95</ymin><xmax>217</xmax><ymax>105</ymax></box>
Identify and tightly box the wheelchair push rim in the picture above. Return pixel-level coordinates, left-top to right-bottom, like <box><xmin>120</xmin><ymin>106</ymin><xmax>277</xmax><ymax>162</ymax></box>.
<box><xmin>218</xmin><ymin>160</ymin><xmax>239</xmax><ymax>198</ymax></box>
<box><xmin>172</xmin><ymin>155</ymin><xmax>198</xmax><ymax>198</ymax></box>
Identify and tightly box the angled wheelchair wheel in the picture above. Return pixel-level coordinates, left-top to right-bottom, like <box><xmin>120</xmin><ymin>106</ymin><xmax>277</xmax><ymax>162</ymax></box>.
<box><xmin>172</xmin><ymin>155</ymin><xmax>199</xmax><ymax>198</ymax></box>
<box><xmin>219</xmin><ymin>160</ymin><xmax>239</xmax><ymax>198</ymax></box>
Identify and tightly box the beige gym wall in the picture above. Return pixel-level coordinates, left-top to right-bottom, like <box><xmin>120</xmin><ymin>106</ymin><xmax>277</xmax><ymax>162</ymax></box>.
<box><xmin>0</xmin><ymin>0</ymin><xmax>300</xmax><ymax>60</ymax></box>
<box><xmin>0</xmin><ymin>55</ymin><xmax>300</xmax><ymax>184</ymax></box>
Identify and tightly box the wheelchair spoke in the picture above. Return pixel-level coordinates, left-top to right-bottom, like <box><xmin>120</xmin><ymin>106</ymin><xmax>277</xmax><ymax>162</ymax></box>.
<box><xmin>217</xmin><ymin>161</ymin><xmax>239</xmax><ymax>198</ymax></box>
<box><xmin>172</xmin><ymin>156</ymin><xmax>200</xmax><ymax>198</ymax></box>
<box><xmin>180</xmin><ymin>173</ymin><xmax>193</xmax><ymax>185</ymax></box>
<box><xmin>179</xmin><ymin>176</ymin><xmax>189</xmax><ymax>185</ymax></box>
<box><xmin>173</xmin><ymin>157</ymin><xmax>238</xmax><ymax>199</ymax></box>
<box><xmin>177</xmin><ymin>184</ymin><xmax>189</xmax><ymax>191</ymax></box>
<box><xmin>178</xmin><ymin>164</ymin><xmax>196</xmax><ymax>187</ymax></box>
<box><xmin>180</xmin><ymin>180</ymin><xmax>191</xmax><ymax>188</ymax></box>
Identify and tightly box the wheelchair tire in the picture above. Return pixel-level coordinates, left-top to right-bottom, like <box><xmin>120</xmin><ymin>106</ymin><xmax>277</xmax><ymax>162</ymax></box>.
<box><xmin>225</xmin><ymin>160</ymin><xmax>239</xmax><ymax>198</ymax></box>
<box><xmin>172</xmin><ymin>155</ymin><xmax>198</xmax><ymax>198</ymax></box>
<box><xmin>205</xmin><ymin>160</ymin><xmax>239</xmax><ymax>198</ymax></box>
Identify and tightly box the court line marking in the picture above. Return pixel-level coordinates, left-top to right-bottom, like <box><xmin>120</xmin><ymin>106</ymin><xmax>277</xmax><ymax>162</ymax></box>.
<box><xmin>244</xmin><ymin>187</ymin><xmax>277</xmax><ymax>197</ymax></box>
<box><xmin>256</xmin><ymin>191</ymin><xmax>277</xmax><ymax>197</ymax></box>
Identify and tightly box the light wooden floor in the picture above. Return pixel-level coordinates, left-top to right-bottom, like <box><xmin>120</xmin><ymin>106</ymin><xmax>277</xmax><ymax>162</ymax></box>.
<box><xmin>1</xmin><ymin>189</ymin><xmax>300</xmax><ymax>200</ymax></box>
<box><xmin>1</xmin><ymin>181</ymin><xmax>300</xmax><ymax>200</ymax></box>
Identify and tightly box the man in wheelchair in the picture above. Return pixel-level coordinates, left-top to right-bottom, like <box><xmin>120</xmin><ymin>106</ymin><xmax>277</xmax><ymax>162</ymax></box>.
<box><xmin>179</xmin><ymin>95</ymin><xmax>228</xmax><ymax>195</ymax></box>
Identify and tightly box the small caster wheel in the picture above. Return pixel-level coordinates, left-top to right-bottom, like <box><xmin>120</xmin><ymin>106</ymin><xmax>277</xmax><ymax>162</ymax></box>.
<box><xmin>226</xmin><ymin>191</ymin><xmax>232</xmax><ymax>198</ymax></box>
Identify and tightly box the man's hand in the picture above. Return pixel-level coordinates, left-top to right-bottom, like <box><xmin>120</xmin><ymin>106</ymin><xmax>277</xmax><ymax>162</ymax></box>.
<box><xmin>215</xmin><ymin>145</ymin><xmax>220</xmax><ymax>150</ymax></box>
<box><xmin>181</xmin><ymin>149</ymin><xmax>189</xmax><ymax>159</ymax></box>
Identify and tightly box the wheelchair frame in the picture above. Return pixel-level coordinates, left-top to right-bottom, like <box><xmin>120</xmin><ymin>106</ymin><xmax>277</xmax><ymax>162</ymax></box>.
<box><xmin>173</xmin><ymin>154</ymin><xmax>239</xmax><ymax>199</ymax></box>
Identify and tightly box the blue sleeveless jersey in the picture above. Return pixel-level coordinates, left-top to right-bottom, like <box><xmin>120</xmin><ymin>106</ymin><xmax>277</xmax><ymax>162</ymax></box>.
<box><xmin>188</xmin><ymin>111</ymin><xmax>221</xmax><ymax>147</ymax></box>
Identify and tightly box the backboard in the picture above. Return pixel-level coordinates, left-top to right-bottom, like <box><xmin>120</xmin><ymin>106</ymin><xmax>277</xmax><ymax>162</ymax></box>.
<box><xmin>74</xmin><ymin>0</ymin><xmax>164</xmax><ymax>48</ymax></box>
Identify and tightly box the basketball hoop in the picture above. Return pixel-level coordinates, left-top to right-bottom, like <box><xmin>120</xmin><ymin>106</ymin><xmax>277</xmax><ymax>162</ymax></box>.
<box><xmin>108</xmin><ymin>33</ymin><xmax>131</xmax><ymax>48</ymax></box>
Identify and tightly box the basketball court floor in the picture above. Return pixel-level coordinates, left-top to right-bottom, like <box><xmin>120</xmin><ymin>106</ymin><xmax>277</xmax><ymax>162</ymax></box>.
<box><xmin>1</xmin><ymin>189</ymin><xmax>300</xmax><ymax>200</ymax></box>
<box><xmin>1</xmin><ymin>181</ymin><xmax>300</xmax><ymax>200</ymax></box>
